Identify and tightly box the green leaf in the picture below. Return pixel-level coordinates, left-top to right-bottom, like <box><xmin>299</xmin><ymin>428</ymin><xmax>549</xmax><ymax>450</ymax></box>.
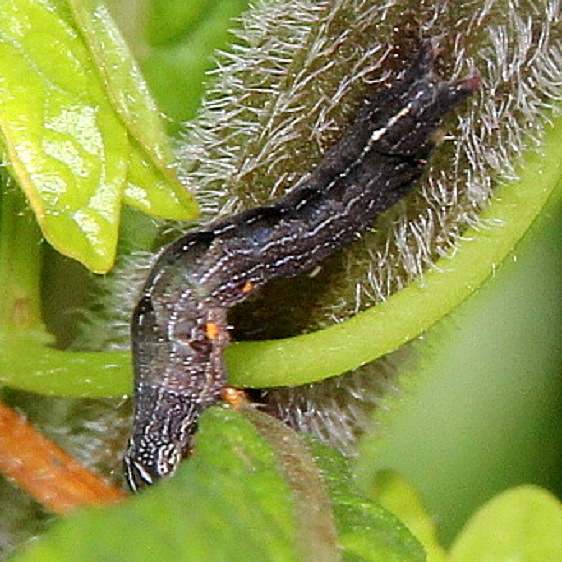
<box><xmin>69</xmin><ymin>0</ymin><xmax>173</xmax><ymax>167</ymax></box>
<box><xmin>68</xmin><ymin>0</ymin><xmax>198</xmax><ymax>219</ymax></box>
<box><xmin>0</xmin><ymin>0</ymin><xmax>128</xmax><ymax>273</ymax></box>
<box><xmin>370</xmin><ymin>471</ymin><xmax>446</xmax><ymax>562</ymax></box>
<box><xmin>5</xmin><ymin>403</ymin><xmax>426</xmax><ymax>562</ymax></box>
<box><xmin>124</xmin><ymin>141</ymin><xmax>196</xmax><ymax>220</ymax></box>
<box><xmin>310</xmin><ymin>442</ymin><xmax>425</xmax><ymax>562</ymax></box>
<box><xmin>69</xmin><ymin>0</ymin><xmax>197</xmax><ymax>220</ymax></box>
<box><xmin>0</xmin><ymin>0</ymin><xmax>197</xmax><ymax>273</ymax></box>
<box><xmin>449</xmin><ymin>486</ymin><xmax>562</xmax><ymax>562</ymax></box>
<box><xmin>9</xmin><ymin>408</ymin><xmax>301</xmax><ymax>562</ymax></box>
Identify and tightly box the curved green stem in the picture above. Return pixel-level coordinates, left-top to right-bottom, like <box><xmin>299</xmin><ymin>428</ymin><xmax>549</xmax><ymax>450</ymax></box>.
<box><xmin>229</xmin><ymin>113</ymin><xmax>562</xmax><ymax>387</ymax></box>
<box><xmin>0</xmin><ymin>330</ymin><xmax>127</xmax><ymax>397</ymax></box>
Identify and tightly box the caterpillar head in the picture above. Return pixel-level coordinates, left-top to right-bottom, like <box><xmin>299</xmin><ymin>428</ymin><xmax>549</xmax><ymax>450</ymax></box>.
<box><xmin>123</xmin><ymin>437</ymin><xmax>183</xmax><ymax>492</ymax></box>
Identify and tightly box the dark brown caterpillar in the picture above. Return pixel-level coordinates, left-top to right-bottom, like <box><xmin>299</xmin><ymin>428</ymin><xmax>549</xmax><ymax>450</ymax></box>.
<box><xmin>124</xmin><ymin>41</ymin><xmax>479</xmax><ymax>491</ymax></box>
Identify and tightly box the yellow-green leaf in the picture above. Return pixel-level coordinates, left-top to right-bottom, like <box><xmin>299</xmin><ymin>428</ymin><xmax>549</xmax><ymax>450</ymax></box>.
<box><xmin>0</xmin><ymin>0</ymin><xmax>198</xmax><ymax>273</ymax></box>
<box><xmin>68</xmin><ymin>0</ymin><xmax>198</xmax><ymax>218</ymax></box>
<box><xmin>69</xmin><ymin>0</ymin><xmax>173</xmax><ymax>166</ymax></box>
<box><xmin>370</xmin><ymin>471</ymin><xmax>446</xmax><ymax>562</ymax></box>
<box><xmin>125</xmin><ymin>139</ymin><xmax>198</xmax><ymax>220</ymax></box>
<box><xmin>449</xmin><ymin>486</ymin><xmax>562</xmax><ymax>562</ymax></box>
<box><xmin>0</xmin><ymin>0</ymin><xmax>127</xmax><ymax>273</ymax></box>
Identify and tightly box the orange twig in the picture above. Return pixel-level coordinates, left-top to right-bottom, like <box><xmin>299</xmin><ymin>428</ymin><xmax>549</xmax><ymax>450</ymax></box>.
<box><xmin>0</xmin><ymin>400</ymin><xmax>126</xmax><ymax>514</ymax></box>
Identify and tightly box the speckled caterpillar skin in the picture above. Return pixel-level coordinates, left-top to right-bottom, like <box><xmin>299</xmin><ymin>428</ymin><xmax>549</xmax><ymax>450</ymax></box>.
<box><xmin>124</xmin><ymin>42</ymin><xmax>478</xmax><ymax>491</ymax></box>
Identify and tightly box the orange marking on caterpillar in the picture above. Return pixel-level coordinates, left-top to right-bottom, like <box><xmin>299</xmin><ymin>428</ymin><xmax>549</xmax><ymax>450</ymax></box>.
<box><xmin>241</xmin><ymin>281</ymin><xmax>254</xmax><ymax>294</ymax></box>
<box><xmin>220</xmin><ymin>386</ymin><xmax>249</xmax><ymax>410</ymax></box>
<box><xmin>205</xmin><ymin>322</ymin><xmax>220</xmax><ymax>340</ymax></box>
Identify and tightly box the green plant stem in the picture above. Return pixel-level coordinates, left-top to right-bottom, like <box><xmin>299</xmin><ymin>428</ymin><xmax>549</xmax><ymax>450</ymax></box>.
<box><xmin>0</xmin><ymin>182</ymin><xmax>43</xmax><ymax>329</ymax></box>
